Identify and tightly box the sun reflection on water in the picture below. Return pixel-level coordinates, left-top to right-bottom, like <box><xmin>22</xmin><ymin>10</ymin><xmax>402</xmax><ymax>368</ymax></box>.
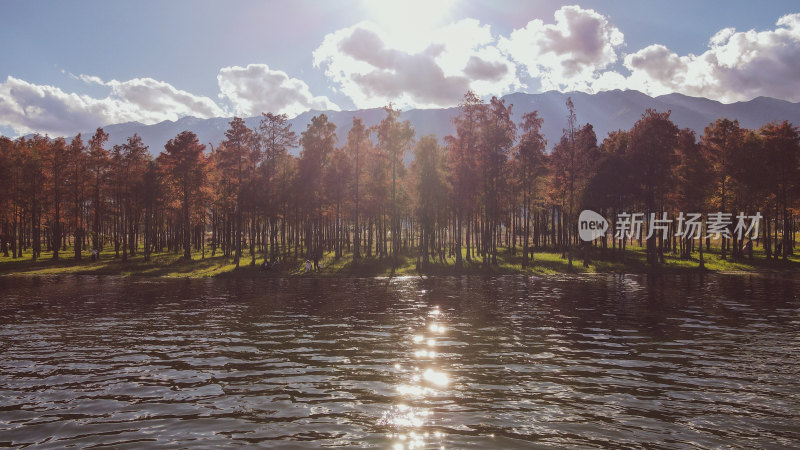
<box><xmin>429</xmin><ymin>323</ymin><xmax>445</xmax><ymax>333</ymax></box>
<box><xmin>379</xmin><ymin>304</ymin><xmax>451</xmax><ymax>449</ymax></box>
<box><xmin>379</xmin><ymin>403</ymin><xmax>430</xmax><ymax>428</ymax></box>
<box><xmin>414</xmin><ymin>349</ymin><xmax>436</xmax><ymax>358</ymax></box>
<box><xmin>423</xmin><ymin>368</ymin><xmax>449</xmax><ymax>387</ymax></box>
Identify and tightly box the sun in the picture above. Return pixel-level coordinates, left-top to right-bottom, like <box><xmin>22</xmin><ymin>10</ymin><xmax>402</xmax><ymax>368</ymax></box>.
<box><xmin>361</xmin><ymin>0</ymin><xmax>456</xmax><ymax>36</ymax></box>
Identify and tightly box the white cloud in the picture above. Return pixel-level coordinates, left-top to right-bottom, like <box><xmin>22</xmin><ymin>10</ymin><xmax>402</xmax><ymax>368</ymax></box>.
<box><xmin>106</xmin><ymin>77</ymin><xmax>225</xmax><ymax>121</ymax></box>
<box><xmin>594</xmin><ymin>13</ymin><xmax>800</xmax><ymax>102</ymax></box>
<box><xmin>0</xmin><ymin>63</ymin><xmax>338</xmax><ymax>137</ymax></box>
<box><xmin>6</xmin><ymin>9</ymin><xmax>800</xmax><ymax>137</ymax></box>
<box><xmin>0</xmin><ymin>76</ymin><xmax>114</xmax><ymax>136</ymax></box>
<box><xmin>0</xmin><ymin>75</ymin><xmax>225</xmax><ymax>137</ymax></box>
<box><xmin>217</xmin><ymin>64</ymin><xmax>339</xmax><ymax>117</ymax></box>
<box><xmin>313</xmin><ymin>7</ymin><xmax>800</xmax><ymax>104</ymax></box>
<box><xmin>709</xmin><ymin>27</ymin><xmax>736</xmax><ymax>47</ymax></box>
<box><xmin>313</xmin><ymin>19</ymin><xmax>521</xmax><ymax>109</ymax></box>
<box><xmin>499</xmin><ymin>5</ymin><xmax>624</xmax><ymax>92</ymax></box>
<box><xmin>77</xmin><ymin>74</ymin><xmax>105</xmax><ymax>85</ymax></box>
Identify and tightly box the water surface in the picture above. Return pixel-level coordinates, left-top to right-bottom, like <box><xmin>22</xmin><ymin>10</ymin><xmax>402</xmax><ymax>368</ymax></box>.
<box><xmin>1</xmin><ymin>273</ymin><xmax>798</xmax><ymax>448</ymax></box>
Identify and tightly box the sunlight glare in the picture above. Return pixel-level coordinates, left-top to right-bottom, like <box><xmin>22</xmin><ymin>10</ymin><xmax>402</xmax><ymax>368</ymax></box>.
<box><xmin>423</xmin><ymin>368</ymin><xmax>449</xmax><ymax>386</ymax></box>
<box><xmin>362</xmin><ymin>0</ymin><xmax>455</xmax><ymax>32</ymax></box>
<box><xmin>397</xmin><ymin>383</ymin><xmax>429</xmax><ymax>396</ymax></box>
<box><xmin>361</xmin><ymin>0</ymin><xmax>457</xmax><ymax>51</ymax></box>
<box><xmin>429</xmin><ymin>323</ymin><xmax>445</xmax><ymax>333</ymax></box>
<box><xmin>379</xmin><ymin>403</ymin><xmax>430</xmax><ymax>428</ymax></box>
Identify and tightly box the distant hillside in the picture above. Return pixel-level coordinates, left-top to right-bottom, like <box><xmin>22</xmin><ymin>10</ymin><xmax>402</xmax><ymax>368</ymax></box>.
<box><xmin>74</xmin><ymin>90</ymin><xmax>800</xmax><ymax>156</ymax></box>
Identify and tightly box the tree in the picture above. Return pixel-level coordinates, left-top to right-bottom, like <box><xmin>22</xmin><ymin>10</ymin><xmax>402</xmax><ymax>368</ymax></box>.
<box><xmin>345</xmin><ymin>117</ymin><xmax>370</xmax><ymax>262</ymax></box>
<box><xmin>0</xmin><ymin>137</ymin><xmax>16</xmax><ymax>257</ymax></box>
<box><xmin>47</xmin><ymin>137</ymin><xmax>69</xmax><ymax>260</ymax></box>
<box><xmin>516</xmin><ymin>110</ymin><xmax>547</xmax><ymax>267</ymax></box>
<box><xmin>160</xmin><ymin>131</ymin><xmax>207</xmax><ymax>260</ymax></box>
<box><xmin>66</xmin><ymin>134</ymin><xmax>87</xmax><ymax>260</ymax></box>
<box><xmin>446</xmin><ymin>91</ymin><xmax>484</xmax><ymax>267</ymax></box>
<box><xmin>376</xmin><ymin>105</ymin><xmax>414</xmax><ymax>266</ymax></box>
<box><xmin>555</xmin><ymin>98</ymin><xmax>579</xmax><ymax>268</ymax></box>
<box><xmin>219</xmin><ymin>117</ymin><xmax>255</xmax><ymax>268</ymax></box>
<box><xmin>208</xmin><ymin>142</ymin><xmax>236</xmax><ymax>258</ymax></box>
<box><xmin>760</xmin><ymin>121</ymin><xmax>800</xmax><ymax>260</ymax></box>
<box><xmin>361</xmin><ymin>135</ymin><xmax>391</xmax><ymax>259</ymax></box>
<box><xmin>628</xmin><ymin>109</ymin><xmax>679</xmax><ymax>266</ymax></box>
<box><xmin>141</xmin><ymin>160</ymin><xmax>162</xmax><ymax>262</ymax></box>
<box><xmin>585</xmin><ymin>130</ymin><xmax>635</xmax><ymax>260</ymax></box>
<box><xmin>299</xmin><ymin>114</ymin><xmax>337</xmax><ymax>261</ymax></box>
<box><xmin>550</xmin><ymin>99</ymin><xmax>598</xmax><ymax>268</ymax></box>
<box><xmin>413</xmin><ymin>135</ymin><xmax>448</xmax><ymax>267</ymax></box>
<box><xmin>478</xmin><ymin>96</ymin><xmax>515</xmax><ymax>265</ymax></box>
<box><xmin>22</xmin><ymin>136</ymin><xmax>48</xmax><ymax>261</ymax></box>
<box><xmin>325</xmin><ymin>148</ymin><xmax>351</xmax><ymax>259</ymax></box>
<box><xmin>258</xmin><ymin>112</ymin><xmax>297</xmax><ymax>262</ymax></box>
<box><xmin>727</xmin><ymin>129</ymin><xmax>769</xmax><ymax>259</ymax></box>
<box><xmin>701</xmin><ymin>118</ymin><xmax>742</xmax><ymax>260</ymax></box>
<box><xmin>115</xmin><ymin>134</ymin><xmax>150</xmax><ymax>262</ymax></box>
<box><xmin>88</xmin><ymin>128</ymin><xmax>109</xmax><ymax>254</ymax></box>
<box><xmin>672</xmin><ymin>129</ymin><xmax>711</xmax><ymax>263</ymax></box>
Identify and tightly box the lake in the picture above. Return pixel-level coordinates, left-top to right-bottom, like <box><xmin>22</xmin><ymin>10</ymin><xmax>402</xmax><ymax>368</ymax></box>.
<box><xmin>0</xmin><ymin>274</ymin><xmax>798</xmax><ymax>448</ymax></box>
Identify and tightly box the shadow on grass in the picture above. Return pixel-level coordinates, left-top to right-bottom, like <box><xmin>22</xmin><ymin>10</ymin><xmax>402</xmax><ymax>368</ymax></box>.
<box><xmin>2</xmin><ymin>244</ymin><xmax>798</xmax><ymax>278</ymax></box>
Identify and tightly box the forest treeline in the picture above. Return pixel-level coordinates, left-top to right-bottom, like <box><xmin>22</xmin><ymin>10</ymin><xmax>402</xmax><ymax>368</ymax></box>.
<box><xmin>1</xmin><ymin>91</ymin><xmax>798</xmax><ymax>271</ymax></box>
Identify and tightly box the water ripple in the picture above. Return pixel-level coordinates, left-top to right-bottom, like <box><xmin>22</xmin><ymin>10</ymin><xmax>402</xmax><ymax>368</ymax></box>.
<box><xmin>0</xmin><ymin>273</ymin><xmax>798</xmax><ymax>447</ymax></box>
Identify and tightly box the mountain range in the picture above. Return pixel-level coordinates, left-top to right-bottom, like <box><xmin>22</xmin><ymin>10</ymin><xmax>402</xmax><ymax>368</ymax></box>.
<box><xmin>70</xmin><ymin>90</ymin><xmax>800</xmax><ymax>156</ymax></box>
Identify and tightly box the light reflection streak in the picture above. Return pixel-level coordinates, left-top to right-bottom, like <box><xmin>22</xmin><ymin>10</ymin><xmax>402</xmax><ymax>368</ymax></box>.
<box><xmin>381</xmin><ymin>304</ymin><xmax>452</xmax><ymax>448</ymax></box>
<box><xmin>397</xmin><ymin>383</ymin><xmax>432</xmax><ymax>396</ymax></box>
<box><xmin>423</xmin><ymin>368</ymin><xmax>448</xmax><ymax>386</ymax></box>
<box><xmin>414</xmin><ymin>349</ymin><xmax>436</xmax><ymax>358</ymax></box>
<box><xmin>429</xmin><ymin>323</ymin><xmax>445</xmax><ymax>333</ymax></box>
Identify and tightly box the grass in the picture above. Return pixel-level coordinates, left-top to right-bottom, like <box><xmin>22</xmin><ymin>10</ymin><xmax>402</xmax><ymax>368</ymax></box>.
<box><xmin>1</xmin><ymin>242</ymin><xmax>798</xmax><ymax>278</ymax></box>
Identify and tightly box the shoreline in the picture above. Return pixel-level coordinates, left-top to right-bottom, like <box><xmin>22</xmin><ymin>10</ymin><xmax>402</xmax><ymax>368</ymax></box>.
<box><xmin>2</xmin><ymin>269</ymin><xmax>799</xmax><ymax>281</ymax></box>
<box><xmin>2</xmin><ymin>247</ymin><xmax>798</xmax><ymax>279</ymax></box>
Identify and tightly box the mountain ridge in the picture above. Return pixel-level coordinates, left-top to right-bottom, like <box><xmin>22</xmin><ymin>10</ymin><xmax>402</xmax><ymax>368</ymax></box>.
<box><xmin>42</xmin><ymin>90</ymin><xmax>800</xmax><ymax>155</ymax></box>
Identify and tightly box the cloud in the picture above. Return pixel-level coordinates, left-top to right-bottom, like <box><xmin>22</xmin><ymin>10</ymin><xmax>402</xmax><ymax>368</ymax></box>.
<box><xmin>499</xmin><ymin>5</ymin><xmax>624</xmax><ymax>92</ymax></box>
<box><xmin>217</xmin><ymin>64</ymin><xmax>339</xmax><ymax>117</ymax></box>
<box><xmin>0</xmin><ymin>75</ymin><xmax>225</xmax><ymax>137</ymax></box>
<box><xmin>593</xmin><ymin>13</ymin><xmax>800</xmax><ymax>102</ymax></box>
<box><xmin>106</xmin><ymin>77</ymin><xmax>225</xmax><ymax>121</ymax></box>
<box><xmin>312</xmin><ymin>7</ymin><xmax>800</xmax><ymax>104</ymax></box>
<box><xmin>1</xmin><ymin>63</ymin><xmax>337</xmax><ymax>137</ymax></box>
<box><xmin>0</xmin><ymin>76</ymin><xmax>114</xmax><ymax>136</ymax></box>
<box><xmin>76</xmin><ymin>74</ymin><xmax>105</xmax><ymax>85</ymax></box>
<box><xmin>6</xmin><ymin>9</ymin><xmax>800</xmax><ymax>137</ymax></box>
<box><xmin>464</xmin><ymin>56</ymin><xmax>509</xmax><ymax>82</ymax></box>
<box><xmin>313</xmin><ymin>20</ymin><xmax>521</xmax><ymax>109</ymax></box>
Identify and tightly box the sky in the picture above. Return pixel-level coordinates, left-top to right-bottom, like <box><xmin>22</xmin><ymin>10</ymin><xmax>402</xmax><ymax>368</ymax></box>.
<box><xmin>1</xmin><ymin>0</ymin><xmax>799</xmax><ymax>137</ymax></box>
